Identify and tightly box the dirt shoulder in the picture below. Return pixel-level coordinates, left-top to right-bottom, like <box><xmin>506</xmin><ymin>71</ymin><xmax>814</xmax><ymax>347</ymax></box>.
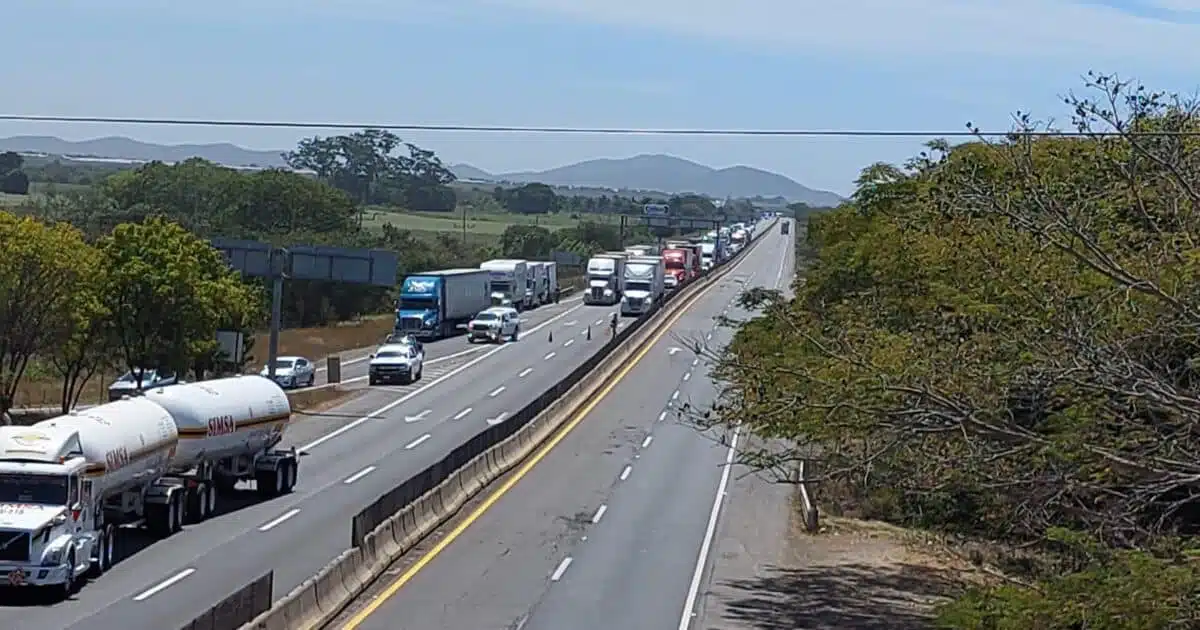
<box><xmin>701</xmin><ymin>459</ymin><xmax>988</xmax><ymax>630</ymax></box>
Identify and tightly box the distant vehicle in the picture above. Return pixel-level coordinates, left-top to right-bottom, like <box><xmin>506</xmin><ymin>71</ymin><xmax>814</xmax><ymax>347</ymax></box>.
<box><xmin>621</xmin><ymin>255</ymin><xmax>665</xmax><ymax>317</ymax></box>
<box><xmin>781</xmin><ymin>221</ymin><xmax>790</xmax><ymax>235</ymax></box>
<box><xmin>259</xmin><ymin>356</ymin><xmax>315</xmax><ymax>389</ymax></box>
<box><xmin>368</xmin><ymin>342</ymin><xmax>425</xmax><ymax>385</ymax></box>
<box><xmin>584</xmin><ymin>253</ymin><xmax>627</xmax><ymax>305</ymax></box>
<box><xmin>467</xmin><ymin>307</ymin><xmax>521</xmax><ymax>344</ymax></box>
<box><xmin>107</xmin><ymin>369</ymin><xmax>178</xmax><ymax>402</ymax></box>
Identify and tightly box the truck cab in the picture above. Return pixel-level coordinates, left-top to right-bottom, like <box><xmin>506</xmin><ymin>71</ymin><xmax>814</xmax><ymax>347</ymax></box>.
<box><xmin>620</xmin><ymin>256</ymin><xmax>665</xmax><ymax>317</ymax></box>
<box><xmin>661</xmin><ymin>248</ymin><xmax>691</xmax><ymax>290</ymax></box>
<box><xmin>584</xmin><ymin>254</ymin><xmax>625</xmax><ymax>306</ymax></box>
<box><xmin>396</xmin><ymin>275</ymin><xmax>444</xmax><ymax>339</ymax></box>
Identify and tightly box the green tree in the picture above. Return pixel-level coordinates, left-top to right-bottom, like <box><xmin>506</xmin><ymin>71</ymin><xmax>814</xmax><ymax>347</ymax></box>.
<box><xmin>0</xmin><ymin>212</ymin><xmax>95</xmax><ymax>419</ymax></box>
<box><xmin>0</xmin><ymin>151</ymin><xmax>30</xmax><ymax>195</ymax></box>
<box><xmin>496</xmin><ymin>183</ymin><xmax>559</xmax><ymax>214</ymax></box>
<box><xmin>695</xmin><ymin>73</ymin><xmax>1200</xmax><ymax>626</ymax></box>
<box><xmin>48</xmin><ymin>253</ymin><xmax>113</xmax><ymax>413</ymax></box>
<box><xmin>97</xmin><ymin>217</ymin><xmax>264</xmax><ymax>383</ymax></box>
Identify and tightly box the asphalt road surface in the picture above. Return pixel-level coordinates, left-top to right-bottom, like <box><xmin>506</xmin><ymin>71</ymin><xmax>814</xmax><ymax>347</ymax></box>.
<box><xmin>329</xmin><ymin>221</ymin><xmax>793</xmax><ymax>630</ymax></box>
<box><xmin>0</xmin><ymin>293</ymin><xmax>634</xmax><ymax>630</ymax></box>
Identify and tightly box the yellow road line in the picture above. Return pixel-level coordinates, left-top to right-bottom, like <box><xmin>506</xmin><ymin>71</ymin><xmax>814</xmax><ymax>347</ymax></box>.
<box><xmin>338</xmin><ymin>250</ymin><xmax>758</xmax><ymax>629</ymax></box>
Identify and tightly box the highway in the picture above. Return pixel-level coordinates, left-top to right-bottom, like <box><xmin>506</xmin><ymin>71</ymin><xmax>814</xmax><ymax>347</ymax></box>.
<box><xmin>329</xmin><ymin>222</ymin><xmax>793</xmax><ymax>630</ymax></box>
<box><xmin>0</xmin><ymin>292</ymin><xmax>633</xmax><ymax>630</ymax></box>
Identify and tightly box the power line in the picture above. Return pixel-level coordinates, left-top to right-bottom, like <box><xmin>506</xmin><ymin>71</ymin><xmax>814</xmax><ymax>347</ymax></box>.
<box><xmin>0</xmin><ymin>114</ymin><xmax>1194</xmax><ymax>137</ymax></box>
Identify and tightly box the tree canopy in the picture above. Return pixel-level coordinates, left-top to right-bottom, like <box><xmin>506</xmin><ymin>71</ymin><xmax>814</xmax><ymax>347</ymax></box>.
<box><xmin>704</xmin><ymin>73</ymin><xmax>1200</xmax><ymax>627</ymax></box>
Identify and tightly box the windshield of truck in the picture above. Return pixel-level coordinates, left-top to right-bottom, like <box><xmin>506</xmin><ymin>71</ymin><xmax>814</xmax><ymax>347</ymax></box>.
<box><xmin>665</xmin><ymin>259</ymin><xmax>685</xmax><ymax>269</ymax></box>
<box><xmin>587</xmin><ymin>261</ymin><xmax>614</xmax><ymax>274</ymax></box>
<box><xmin>474</xmin><ymin>312</ymin><xmax>498</xmax><ymax>321</ymax></box>
<box><xmin>0</xmin><ymin>474</ymin><xmax>69</xmax><ymax>505</ymax></box>
<box><xmin>626</xmin><ymin>282</ymin><xmax>651</xmax><ymax>292</ymax></box>
<box><xmin>398</xmin><ymin>297</ymin><xmax>437</xmax><ymax>310</ymax></box>
<box><xmin>375</xmin><ymin>350</ymin><xmax>407</xmax><ymax>358</ymax></box>
<box><xmin>117</xmin><ymin>370</ymin><xmax>157</xmax><ymax>383</ymax></box>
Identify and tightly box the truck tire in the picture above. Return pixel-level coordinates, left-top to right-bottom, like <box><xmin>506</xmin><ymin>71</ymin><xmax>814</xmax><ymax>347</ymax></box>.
<box><xmin>187</xmin><ymin>482</ymin><xmax>214</xmax><ymax>524</ymax></box>
<box><xmin>57</xmin><ymin>548</ymin><xmax>76</xmax><ymax>601</ymax></box>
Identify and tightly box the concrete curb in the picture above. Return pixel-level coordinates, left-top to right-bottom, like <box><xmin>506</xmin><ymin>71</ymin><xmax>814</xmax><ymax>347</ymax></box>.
<box><xmin>240</xmin><ymin>220</ymin><xmax>776</xmax><ymax>630</ymax></box>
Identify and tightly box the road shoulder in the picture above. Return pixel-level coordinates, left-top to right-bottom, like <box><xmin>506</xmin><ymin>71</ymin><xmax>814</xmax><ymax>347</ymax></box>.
<box><xmin>699</xmin><ymin>441</ymin><xmax>983</xmax><ymax>630</ymax></box>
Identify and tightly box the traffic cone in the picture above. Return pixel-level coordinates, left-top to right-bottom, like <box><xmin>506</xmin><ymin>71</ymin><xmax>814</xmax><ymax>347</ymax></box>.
<box><xmin>548</xmin><ymin>330</ymin><xmax>553</xmax><ymax>343</ymax></box>
<box><xmin>586</xmin><ymin>326</ymin><xmax>591</xmax><ymax>341</ymax></box>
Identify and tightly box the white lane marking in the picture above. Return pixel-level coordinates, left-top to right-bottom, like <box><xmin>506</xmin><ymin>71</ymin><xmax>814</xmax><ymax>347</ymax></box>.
<box><xmin>297</xmin><ymin>304</ymin><xmax>582</xmax><ymax>452</ymax></box>
<box><xmin>692</xmin><ymin>358</ymin><xmax>699</xmax><ymax>367</ymax></box>
<box><xmin>591</xmin><ymin>504</ymin><xmax>607</xmax><ymax>523</ymax></box>
<box><xmin>486</xmin><ymin>412</ymin><xmax>509</xmax><ymax>425</ymax></box>
<box><xmin>406</xmin><ymin>434</ymin><xmax>432</xmax><ymax>449</ymax></box>
<box><xmin>668</xmin><ymin>346</ymin><xmax>682</xmax><ymax>355</ymax></box>
<box><xmin>343</xmin><ymin>466</ymin><xmax>376</xmax><ymax>484</ymax></box>
<box><xmin>133</xmin><ymin>568</ymin><xmax>195</xmax><ymax>601</ymax></box>
<box><xmin>594</xmin><ymin>319</ymin><xmax>603</xmax><ymax>326</ymax></box>
<box><xmin>658</xmin><ymin>411</ymin><xmax>667</xmax><ymax>422</ymax></box>
<box><xmin>641</xmin><ymin>435</ymin><xmax>653</xmax><ymax>448</ymax></box>
<box><xmin>564</xmin><ymin>339</ymin><xmax>574</xmax><ymax>347</ymax></box>
<box><xmin>581</xmin><ymin>329</ymin><xmax>589</xmax><ymax>336</ymax></box>
<box><xmin>519</xmin><ymin>368</ymin><xmax>533</xmax><ymax>378</ymax></box>
<box><xmin>550</xmin><ymin>557</ymin><xmax>573</xmax><ymax>581</ymax></box>
<box><xmin>452</xmin><ymin>407</ymin><xmax>473</xmax><ymax>421</ymax></box>
<box><xmin>489</xmin><ymin>386</ymin><xmax>506</xmax><ymax>397</ymax></box>
<box><xmin>775</xmin><ymin>237</ymin><xmax>788</xmax><ymax>288</ymax></box>
<box><xmin>706</xmin><ymin>333</ymin><xmax>712</xmax><ymax>340</ymax></box>
<box><xmin>404</xmin><ymin>410</ymin><xmax>430</xmax><ymax>423</ymax></box>
<box><xmin>544</xmin><ymin>352</ymin><xmax>556</xmax><ymax>360</ymax></box>
<box><xmin>620</xmin><ymin>465</ymin><xmax>632</xmax><ymax>481</ymax></box>
<box><xmin>565</xmin><ymin>320</ymin><xmax>577</xmax><ymax>326</ymax></box>
<box><xmin>683</xmin><ymin>372</ymin><xmax>690</xmax><ymax>381</ymax></box>
<box><xmin>258</xmin><ymin>508</ymin><xmax>301</xmax><ymax>532</ymax></box>
<box><xmin>677</xmin><ymin>427</ymin><xmax>741</xmax><ymax>630</ymax></box>
<box><xmin>672</xmin><ymin>390</ymin><xmax>680</xmax><ymax>401</ymax></box>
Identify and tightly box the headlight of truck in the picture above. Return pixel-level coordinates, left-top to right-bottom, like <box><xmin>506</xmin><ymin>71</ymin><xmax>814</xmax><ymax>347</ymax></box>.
<box><xmin>42</xmin><ymin>542</ymin><xmax>65</xmax><ymax>566</ymax></box>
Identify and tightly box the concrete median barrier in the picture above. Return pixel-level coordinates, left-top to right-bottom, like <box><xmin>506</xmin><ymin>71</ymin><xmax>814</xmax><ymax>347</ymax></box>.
<box><xmin>241</xmin><ymin>220</ymin><xmax>776</xmax><ymax>630</ymax></box>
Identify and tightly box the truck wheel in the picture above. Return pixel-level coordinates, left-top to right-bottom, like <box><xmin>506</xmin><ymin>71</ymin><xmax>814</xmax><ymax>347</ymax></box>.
<box><xmin>282</xmin><ymin>459</ymin><xmax>298</xmax><ymax>493</ymax></box>
<box><xmin>58</xmin><ymin>549</ymin><xmax>76</xmax><ymax>600</ymax></box>
<box><xmin>169</xmin><ymin>492</ymin><xmax>184</xmax><ymax>534</ymax></box>
<box><xmin>187</xmin><ymin>483</ymin><xmax>212</xmax><ymax>524</ymax></box>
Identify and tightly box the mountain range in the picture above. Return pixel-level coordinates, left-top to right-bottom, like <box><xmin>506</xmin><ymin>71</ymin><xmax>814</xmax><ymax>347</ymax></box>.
<box><xmin>0</xmin><ymin>135</ymin><xmax>843</xmax><ymax>206</ymax></box>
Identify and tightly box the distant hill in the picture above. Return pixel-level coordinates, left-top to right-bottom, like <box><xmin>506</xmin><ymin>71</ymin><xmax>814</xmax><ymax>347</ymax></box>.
<box><xmin>0</xmin><ymin>136</ymin><xmax>843</xmax><ymax>205</ymax></box>
<box><xmin>455</xmin><ymin>154</ymin><xmax>843</xmax><ymax>206</ymax></box>
<box><xmin>0</xmin><ymin>135</ymin><xmax>287</xmax><ymax>168</ymax></box>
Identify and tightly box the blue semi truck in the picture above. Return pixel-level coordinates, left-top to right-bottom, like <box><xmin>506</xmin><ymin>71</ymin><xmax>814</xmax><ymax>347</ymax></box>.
<box><xmin>395</xmin><ymin>268</ymin><xmax>492</xmax><ymax>340</ymax></box>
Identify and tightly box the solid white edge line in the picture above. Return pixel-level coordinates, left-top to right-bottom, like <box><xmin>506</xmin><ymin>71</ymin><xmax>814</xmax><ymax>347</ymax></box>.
<box><xmin>343</xmin><ymin>466</ymin><xmax>376</xmax><ymax>484</ymax></box>
<box><xmin>405</xmin><ymin>434</ymin><xmax>432</xmax><ymax>449</ymax></box>
<box><xmin>133</xmin><ymin>568</ymin><xmax>196</xmax><ymax>601</ymax></box>
<box><xmin>676</xmin><ymin>427</ymin><xmax>741</xmax><ymax>630</ymax></box>
<box><xmin>297</xmin><ymin>304</ymin><xmax>582</xmax><ymax>452</ymax></box>
<box><xmin>258</xmin><ymin>508</ymin><xmax>301</xmax><ymax>532</ymax></box>
<box><xmin>550</xmin><ymin>556</ymin><xmax>573</xmax><ymax>581</ymax></box>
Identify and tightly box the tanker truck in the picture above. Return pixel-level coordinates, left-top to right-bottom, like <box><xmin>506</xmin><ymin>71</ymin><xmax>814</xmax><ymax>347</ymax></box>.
<box><xmin>0</xmin><ymin>375</ymin><xmax>295</xmax><ymax>595</ymax></box>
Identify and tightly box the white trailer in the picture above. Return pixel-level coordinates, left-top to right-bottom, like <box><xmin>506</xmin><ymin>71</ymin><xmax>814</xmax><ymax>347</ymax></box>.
<box><xmin>0</xmin><ymin>376</ymin><xmax>295</xmax><ymax>595</ymax></box>
<box><xmin>620</xmin><ymin>255</ymin><xmax>665</xmax><ymax>317</ymax></box>
<box><xmin>543</xmin><ymin>262</ymin><xmax>559</xmax><ymax>303</ymax></box>
<box><xmin>480</xmin><ymin>259</ymin><xmax>528</xmax><ymax>310</ymax></box>
<box><xmin>527</xmin><ymin>262</ymin><xmax>548</xmax><ymax>308</ymax></box>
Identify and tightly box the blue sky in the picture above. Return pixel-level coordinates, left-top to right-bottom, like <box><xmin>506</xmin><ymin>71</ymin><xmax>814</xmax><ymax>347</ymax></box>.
<box><xmin>3</xmin><ymin>0</ymin><xmax>1200</xmax><ymax>195</ymax></box>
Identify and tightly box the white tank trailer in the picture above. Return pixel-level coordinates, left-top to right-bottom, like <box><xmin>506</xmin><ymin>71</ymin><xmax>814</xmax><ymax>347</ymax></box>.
<box><xmin>0</xmin><ymin>375</ymin><xmax>296</xmax><ymax>595</ymax></box>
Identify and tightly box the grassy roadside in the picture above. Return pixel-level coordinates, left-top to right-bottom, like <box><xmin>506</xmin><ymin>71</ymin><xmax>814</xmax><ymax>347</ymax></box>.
<box><xmin>12</xmin><ymin>315</ymin><xmax>396</xmax><ymax>409</ymax></box>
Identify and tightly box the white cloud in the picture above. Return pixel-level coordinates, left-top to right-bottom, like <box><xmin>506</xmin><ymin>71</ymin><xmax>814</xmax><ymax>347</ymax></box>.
<box><xmin>473</xmin><ymin>0</ymin><xmax>1200</xmax><ymax>66</ymax></box>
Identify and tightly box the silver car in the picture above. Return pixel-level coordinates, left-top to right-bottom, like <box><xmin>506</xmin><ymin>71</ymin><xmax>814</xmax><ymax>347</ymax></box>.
<box><xmin>108</xmin><ymin>368</ymin><xmax>178</xmax><ymax>401</ymax></box>
<box><xmin>260</xmin><ymin>356</ymin><xmax>316</xmax><ymax>389</ymax></box>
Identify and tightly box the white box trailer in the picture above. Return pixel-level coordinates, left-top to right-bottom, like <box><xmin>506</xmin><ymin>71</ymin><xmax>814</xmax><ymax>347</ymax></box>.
<box><xmin>527</xmin><ymin>262</ymin><xmax>548</xmax><ymax>308</ymax></box>
<box><xmin>480</xmin><ymin>259</ymin><xmax>528</xmax><ymax>310</ymax></box>
<box><xmin>620</xmin><ymin>255</ymin><xmax>665</xmax><ymax>317</ymax></box>
<box><xmin>0</xmin><ymin>375</ymin><xmax>295</xmax><ymax>594</ymax></box>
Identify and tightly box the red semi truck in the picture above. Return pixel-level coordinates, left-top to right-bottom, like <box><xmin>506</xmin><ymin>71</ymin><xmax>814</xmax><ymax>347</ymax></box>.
<box><xmin>662</xmin><ymin>248</ymin><xmax>693</xmax><ymax>291</ymax></box>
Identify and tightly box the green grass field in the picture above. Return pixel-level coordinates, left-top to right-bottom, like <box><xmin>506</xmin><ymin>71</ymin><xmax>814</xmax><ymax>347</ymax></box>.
<box><xmin>362</xmin><ymin>207</ymin><xmax>619</xmax><ymax>235</ymax></box>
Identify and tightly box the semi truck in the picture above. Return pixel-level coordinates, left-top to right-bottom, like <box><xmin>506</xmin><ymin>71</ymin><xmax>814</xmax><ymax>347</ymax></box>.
<box><xmin>395</xmin><ymin>269</ymin><xmax>492</xmax><ymax>340</ymax></box>
<box><xmin>781</xmin><ymin>221</ymin><xmax>790</xmax><ymax>235</ymax></box>
<box><xmin>526</xmin><ymin>262</ymin><xmax>547</xmax><ymax>308</ymax></box>
<box><xmin>480</xmin><ymin>259</ymin><xmax>528</xmax><ymax>310</ymax></box>
<box><xmin>620</xmin><ymin>255</ymin><xmax>665</xmax><ymax>317</ymax></box>
<box><xmin>661</xmin><ymin>248</ymin><xmax>693</xmax><ymax>291</ymax></box>
<box><xmin>527</xmin><ymin>261</ymin><xmax>558</xmax><ymax>306</ymax></box>
<box><xmin>699</xmin><ymin>242</ymin><xmax>717</xmax><ymax>271</ymax></box>
<box><xmin>584</xmin><ymin>253</ymin><xmax>626</xmax><ymax>306</ymax></box>
<box><xmin>0</xmin><ymin>376</ymin><xmax>295</xmax><ymax>595</ymax></box>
